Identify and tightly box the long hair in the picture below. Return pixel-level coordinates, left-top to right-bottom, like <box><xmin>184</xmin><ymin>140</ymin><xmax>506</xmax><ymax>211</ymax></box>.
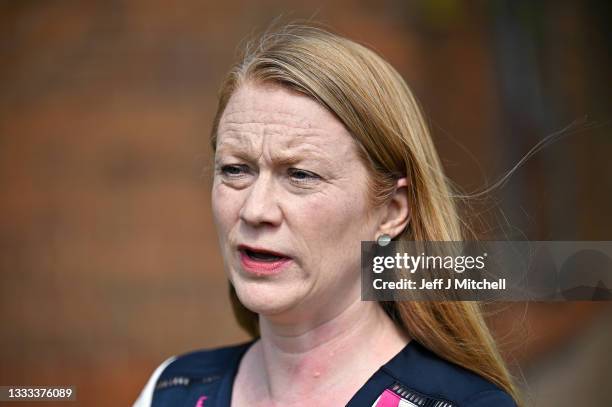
<box><xmin>210</xmin><ymin>24</ymin><xmax>522</xmax><ymax>405</ymax></box>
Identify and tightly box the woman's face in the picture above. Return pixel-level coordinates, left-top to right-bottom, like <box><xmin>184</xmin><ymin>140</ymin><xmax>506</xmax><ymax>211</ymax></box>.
<box><xmin>212</xmin><ymin>82</ymin><xmax>384</xmax><ymax>319</ymax></box>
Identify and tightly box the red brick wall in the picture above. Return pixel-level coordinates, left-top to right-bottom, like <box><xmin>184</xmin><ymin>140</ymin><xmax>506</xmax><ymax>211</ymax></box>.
<box><xmin>1</xmin><ymin>2</ymin><xmax>609</xmax><ymax>406</ymax></box>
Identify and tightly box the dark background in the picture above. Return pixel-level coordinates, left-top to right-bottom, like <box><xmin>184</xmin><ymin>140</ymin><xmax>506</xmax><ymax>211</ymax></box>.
<box><xmin>1</xmin><ymin>1</ymin><xmax>610</xmax><ymax>406</ymax></box>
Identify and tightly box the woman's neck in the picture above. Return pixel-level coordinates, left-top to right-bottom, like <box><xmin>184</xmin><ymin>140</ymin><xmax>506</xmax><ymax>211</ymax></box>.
<box><xmin>237</xmin><ymin>298</ymin><xmax>410</xmax><ymax>406</ymax></box>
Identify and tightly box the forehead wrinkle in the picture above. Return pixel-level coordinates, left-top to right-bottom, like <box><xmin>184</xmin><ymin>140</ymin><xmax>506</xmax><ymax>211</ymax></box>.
<box><xmin>217</xmin><ymin>122</ymin><xmax>308</xmax><ymax>148</ymax></box>
<box><xmin>217</xmin><ymin>130</ymin><xmax>345</xmax><ymax>173</ymax></box>
<box><xmin>218</xmin><ymin>119</ymin><xmax>361</xmax><ymax>171</ymax></box>
<box><xmin>220</xmin><ymin>108</ymin><xmax>314</xmax><ymax>131</ymax></box>
<box><xmin>217</xmin><ymin>112</ymin><xmax>323</xmax><ymax>147</ymax></box>
<box><xmin>217</xmin><ymin>90</ymin><xmax>359</xmax><ymax>167</ymax></box>
<box><xmin>219</xmin><ymin>114</ymin><xmax>333</xmax><ymax>148</ymax></box>
<box><xmin>215</xmin><ymin>129</ymin><xmax>263</xmax><ymax>161</ymax></box>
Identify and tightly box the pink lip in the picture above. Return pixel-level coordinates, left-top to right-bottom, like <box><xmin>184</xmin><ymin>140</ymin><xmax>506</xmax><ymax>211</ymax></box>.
<box><xmin>238</xmin><ymin>245</ymin><xmax>292</xmax><ymax>276</ymax></box>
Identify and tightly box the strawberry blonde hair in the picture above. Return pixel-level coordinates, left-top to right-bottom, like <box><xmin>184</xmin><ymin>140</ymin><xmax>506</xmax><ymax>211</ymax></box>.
<box><xmin>210</xmin><ymin>24</ymin><xmax>522</xmax><ymax>406</ymax></box>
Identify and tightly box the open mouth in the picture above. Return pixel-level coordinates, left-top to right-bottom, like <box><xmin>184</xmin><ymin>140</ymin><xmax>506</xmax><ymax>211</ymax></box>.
<box><xmin>237</xmin><ymin>245</ymin><xmax>292</xmax><ymax>275</ymax></box>
<box><xmin>238</xmin><ymin>245</ymin><xmax>290</xmax><ymax>262</ymax></box>
<box><xmin>243</xmin><ymin>249</ymin><xmax>284</xmax><ymax>262</ymax></box>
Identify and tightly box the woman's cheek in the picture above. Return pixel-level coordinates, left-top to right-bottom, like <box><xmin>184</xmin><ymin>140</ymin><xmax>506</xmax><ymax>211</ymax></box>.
<box><xmin>297</xmin><ymin>190</ymin><xmax>344</xmax><ymax>219</ymax></box>
<box><xmin>299</xmin><ymin>198</ymin><xmax>360</xmax><ymax>250</ymax></box>
<box><xmin>212</xmin><ymin>185</ymin><xmax>240</xmax><ymax>232</ymax></box>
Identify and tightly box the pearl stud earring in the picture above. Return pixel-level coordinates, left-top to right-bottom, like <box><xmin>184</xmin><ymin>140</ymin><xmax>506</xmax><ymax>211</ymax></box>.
<box><xmin>377</xmin><ymin>234</ymin><xmax>392</xmax><ymax>247</ymax></box>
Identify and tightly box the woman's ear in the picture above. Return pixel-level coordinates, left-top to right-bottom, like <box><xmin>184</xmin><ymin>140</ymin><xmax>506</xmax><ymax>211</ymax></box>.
<box><xmin>377</xmin><ymin>178</ymin><xmax>410</xmax><ymax>239</ymax></box>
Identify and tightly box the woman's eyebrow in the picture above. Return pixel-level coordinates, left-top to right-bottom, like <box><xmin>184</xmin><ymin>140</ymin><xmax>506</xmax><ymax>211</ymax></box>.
<box><xmin>270</xmin><ymin>145</ymin><xmax>336</xmax><ymax>167</ymax></box>
<box><xmin>216</xmin><ymin>142</ymin><xmax>337</xmax><ymax>171</ymax></box>
<box><xmin>214</xmin><ymin>146</ymin><xmax>257</xmax><ymax>166</ymax></box>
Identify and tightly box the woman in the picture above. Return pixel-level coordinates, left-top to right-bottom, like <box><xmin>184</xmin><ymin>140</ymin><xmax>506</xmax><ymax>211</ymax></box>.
<box><xmin>134</xmin><ymin>24</ymin><xmax>521</xmax><ymax>407</ymax></box>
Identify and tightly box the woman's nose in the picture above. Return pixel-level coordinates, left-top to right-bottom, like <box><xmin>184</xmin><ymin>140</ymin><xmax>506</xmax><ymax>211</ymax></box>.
<box><xmin>238</xmin><ymin>173</ymin><xmax>283</xmax><ymax>227</ymax></box>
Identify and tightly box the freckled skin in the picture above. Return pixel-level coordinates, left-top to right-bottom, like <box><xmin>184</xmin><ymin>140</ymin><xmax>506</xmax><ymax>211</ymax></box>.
<box><xmin>212</xmin><ymin>82</ymin><xmax>383</xmax><ymax>324</ymax></box>
<box><xmin>212</xmin><ymin>83</ymin><xmax>410</xmax><ymax>407</ymax></box>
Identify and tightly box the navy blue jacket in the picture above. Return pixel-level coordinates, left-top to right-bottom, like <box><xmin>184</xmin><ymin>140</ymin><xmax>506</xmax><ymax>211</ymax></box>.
<box><xmin>138</xmin><ymin>339</ymin><xmax>517</xmax><ymax>406</ymax></box>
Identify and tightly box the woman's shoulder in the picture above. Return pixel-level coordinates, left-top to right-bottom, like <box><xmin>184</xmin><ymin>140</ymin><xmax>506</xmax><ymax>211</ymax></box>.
<box><xmin>159</xmin><ymin>340</ymin><xmax>253</xmax><ymax>379</ymax></box>
<box><xmin>377</xmin><ymin>340</ymin><xmax>516</xmax><ymax>406</ymax></box>
<box><xmin>133</xmin><ymin>341</ymin><xmax>254</xmax><ymax>407</ymax></box>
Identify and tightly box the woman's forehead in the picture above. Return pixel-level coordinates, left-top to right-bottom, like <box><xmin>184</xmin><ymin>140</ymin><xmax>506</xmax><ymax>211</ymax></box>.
<box><xmin>219</xmin><ymin>83</ymin><xmax>347</xmax><ymax>135</ymax></box>
<box><xmin>215</xmin><ymin>126</ymin><xmax>361</xmax><ymax>173</ymax></box>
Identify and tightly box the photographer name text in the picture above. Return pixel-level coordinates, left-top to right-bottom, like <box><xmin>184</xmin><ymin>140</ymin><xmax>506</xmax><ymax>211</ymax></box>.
<box><xmin>372</xmin><ymin>277</ymin><xmax>506</xmax><ymax>290</ymax></box>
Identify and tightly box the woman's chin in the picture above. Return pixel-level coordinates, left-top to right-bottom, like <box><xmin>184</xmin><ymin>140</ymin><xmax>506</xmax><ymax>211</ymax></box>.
<box><xmin>232</xmin><ymin>282</ymin><xmax>305</xmax><ymax>316</ymax></box>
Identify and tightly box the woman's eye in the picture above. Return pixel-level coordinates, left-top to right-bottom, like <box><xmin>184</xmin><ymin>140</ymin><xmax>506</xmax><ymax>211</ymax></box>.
<box><xmin>288</xmin><ymin>168</ymin><xmax>321</xmax><ymax>184</ymax></box>
<box><xmin>220</xmin><ymin>164</ymin><xmax>249</xmax><ymax>177</ymax></box>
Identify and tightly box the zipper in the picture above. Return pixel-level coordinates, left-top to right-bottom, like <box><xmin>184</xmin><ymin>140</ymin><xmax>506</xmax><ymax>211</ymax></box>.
<box><xmin>389</xmin><ymin>382</ymin><xmax>456</xmax><ymax>407</ymax></box>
